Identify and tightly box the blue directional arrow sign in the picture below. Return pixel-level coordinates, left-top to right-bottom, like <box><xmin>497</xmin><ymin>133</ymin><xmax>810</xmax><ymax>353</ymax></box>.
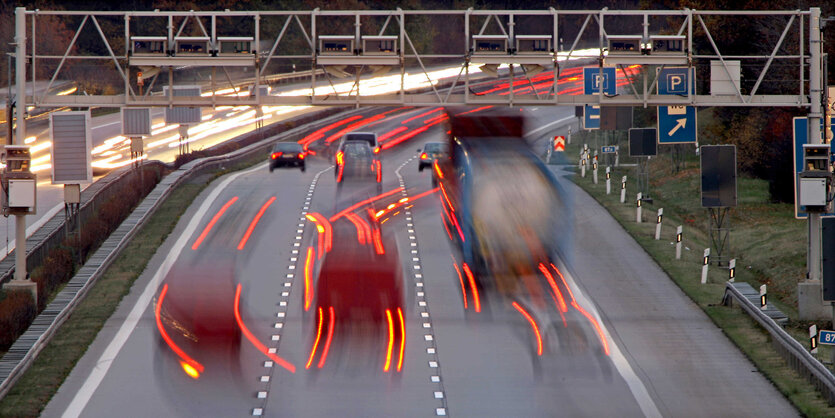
<box><xmin>657</xmin><ymin>67</ymin><xmax>695</xmax><ymax>95</ymax></box>
<box><xmin>583</xmin><ymin>105</ymin><xmax>600</xmax><ymax>130</ymax></box>
<box><xmin>583</xmin><ymin>67</ymin><xmax>617</xmax><ymax>96</ymax></box>
<box><xmin>657</xmin><ymin>105</ymin><xmax>697</xmax><ymax>144</ymax></box>
<box><xmin>791</xmin><ymin>116</ymin><xmax>835</xmax><ymax>219</ymax></box>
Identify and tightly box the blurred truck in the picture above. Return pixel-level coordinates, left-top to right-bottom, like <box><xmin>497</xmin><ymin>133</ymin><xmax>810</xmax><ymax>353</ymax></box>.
<box><xmin>436</xmin><ymin>110</ymin><xmax>570</xmax><ymax>283</ymax></box>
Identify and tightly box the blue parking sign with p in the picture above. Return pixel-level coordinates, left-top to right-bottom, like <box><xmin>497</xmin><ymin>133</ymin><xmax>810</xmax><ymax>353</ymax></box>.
<box><xmin>658</xmin><ymin>67</ymin><xmax>695</xmax><ymax>95</ymax></box>
<box><xmin>583</xmin><ymin>67</ymin><xmax>617</xmax><ymax>96</ymax></box>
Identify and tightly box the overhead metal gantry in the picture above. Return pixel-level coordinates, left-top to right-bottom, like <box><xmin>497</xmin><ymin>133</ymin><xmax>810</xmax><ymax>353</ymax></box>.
<box><xmin>10</xmin><ymin>7</ymin><xmax>819</xmax><ymax>109</ymax></box>
<box><xmin>7</xmin><ymin>7</ymin><xmax>830</xmax><ymax>319</ymax></box>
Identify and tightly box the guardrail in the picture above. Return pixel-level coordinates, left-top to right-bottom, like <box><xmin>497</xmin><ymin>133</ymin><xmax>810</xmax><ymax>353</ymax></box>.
<box><xmin>0</xmin><ymin>105</ymin><xmax>356</xmax><ymax>400</ymax></box>
<box><xmin>723</xmin><ymin>281</ymin><xmax>835</xmax><ymax>405</ymax></box>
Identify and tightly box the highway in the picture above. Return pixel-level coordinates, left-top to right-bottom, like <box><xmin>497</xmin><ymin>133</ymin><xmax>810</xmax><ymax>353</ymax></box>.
<box><xmin>41</xmin><ymin>103</ymin><xmax>797</xmax><ymax>417</ymax></box>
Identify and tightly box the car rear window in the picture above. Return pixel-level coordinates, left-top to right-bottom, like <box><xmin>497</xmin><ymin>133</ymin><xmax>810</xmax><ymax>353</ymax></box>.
<box><xmin>344</xmin><ymin>142</ymin><xmax>373</xmax><ymax>158</ymax></box>
<box><xmin>273</xmin><ymin>143</ymin><xmax>303</xmax><ymax>152</ymax></box>
<box><xmin>424</xmin><ymin>143</ymin><xmax>449</xmax><ymax>153</ymax></box>
<box><xmin>344</xmin><ymin>133</ymin><xmax>376</xmax><ymax>146</ymax></box>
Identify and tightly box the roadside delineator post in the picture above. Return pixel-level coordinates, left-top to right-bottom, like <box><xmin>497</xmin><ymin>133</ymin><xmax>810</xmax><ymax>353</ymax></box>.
<box><xmin>593</xmin><ymin>160</ymin><xmax>598</xmax><ymax>184</ymax></box>
<box><xmin>581</xmin><ymin>157</ymin><xmax>586</xmax><ymax>178</ymax></box>
<box><xmin>729</xmin><ymin>258</ymin><xmax>736</xmax><ymax>283</ymax></box>
<box><xmin>760</xmin><ymin>284</ymin><xmax>767</xmax><ymax>310</ymax></box>
<box><xmin>605</xmin><ymin>167</ymin><xmax>611</xmax><ymax>195</ymax></box>
<box><xmin>636</xmin><ymin>192</ymin><xmax>643</xmax><ymax>223</ymax></box>
<box><xmin>811</xmin><ymin>324</ymin><xmax>819</xmax><ymax>354</ymax></box>
<box><xmin>675</xmin><ymin>225</ymin><xmax>683</xmax><ymax>260</ymax></box>
<box><xmin>655</xmin><ymin>208</ymin><xmax>663</xmax><ymax>240</ymax></box>
<box><xmin>620</xmin><ymin>176</ymin><xmax>627</xmax><ymax>203</ymax></box>
<box><xmin>701</xmin><ymin>248</ymin><xmax>710</xmax><ymax>284</ymax></box>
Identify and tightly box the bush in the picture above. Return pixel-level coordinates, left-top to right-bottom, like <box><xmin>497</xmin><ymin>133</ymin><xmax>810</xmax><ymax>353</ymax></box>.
<box><xmin>0</xmin><ymin>290</ymin><xmax>36</xmax><ymax>351</ymax></box>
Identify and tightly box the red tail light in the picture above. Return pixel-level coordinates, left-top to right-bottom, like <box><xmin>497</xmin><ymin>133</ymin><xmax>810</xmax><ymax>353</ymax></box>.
<box><xmin>420</xmin><ymin>152</ymin><xmax>428</xmax><ymax>160</ymax></box>
<box><xmin>374</xmin><ymin>146</ymin><xmax>381</xmax><ymax>154</ymax></box>
<box><xmin>271</xmin><ymin>152</ymin><xmax>282</xmax><ymax>159</ymax></box>
<box><xmin>298</xmin><ymin>152</ymin><xmax>305</xmax><ymax>160</ymax></box>
<box><xmin>336</xmin><ymin>151</ymin><xmax>344</xmax><ymax>165</ymax></box>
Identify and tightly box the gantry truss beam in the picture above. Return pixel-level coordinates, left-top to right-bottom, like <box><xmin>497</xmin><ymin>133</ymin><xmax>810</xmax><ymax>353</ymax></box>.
<box><xmin>12</xmin><ymin>7</ymin><xmax>820</xmax><ymax>109</ymax></box>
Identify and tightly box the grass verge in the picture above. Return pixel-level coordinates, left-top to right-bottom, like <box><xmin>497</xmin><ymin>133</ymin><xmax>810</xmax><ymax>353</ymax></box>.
<box><xmin>564</xmin><ymin>130</ymin><xmax>835</xmax><ymax>416</ymax></box>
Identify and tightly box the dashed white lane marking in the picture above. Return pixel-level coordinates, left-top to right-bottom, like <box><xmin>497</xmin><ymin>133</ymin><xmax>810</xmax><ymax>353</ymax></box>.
<box><xmin>396</xmin><ymin>155</ymin><xmax>448</xmax><ymax>416</ymax></box>
<box><xmin>64</xmin><ymin>162</ymin><xmax>268</xmax><ymax>418</ymax></box>
<box><xmin>252</xmin><ymin>166</ymin><xmax>332</xmax><ymax>416</ymax></box>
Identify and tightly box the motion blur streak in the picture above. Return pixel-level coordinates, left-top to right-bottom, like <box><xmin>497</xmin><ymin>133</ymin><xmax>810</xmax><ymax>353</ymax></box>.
<box><xmin>512</xmin><ymin>301</ymin><xmax>543</xmax><ymax>356</ymax></box>
<box><xmin>298</xmin><ymin>115</ymin><xmax>363</xmax><ymax>149</ymax></box>
<box><xmin>397</xmin><ymin>308</ymin><xmax>405</xmax><ymax>372</ymax></box>
<box><xmin>384</xmin><ymin>309</ymin><xmax>395</xmax><ymax>372</ymax></box>
<box><xmin>304</xmin><ymin>247</ymin><xmax>314</xmax><ymax>311</ymax></box>
<box><xmin>329</xmin><ymin>187</ymin><xmax>404</xmax><ymax>222</ymax></box>
<box><xmin>345</xmin><ymin>212</ymin><xmax>371</xmax><ymax>244</ymax></box>
<box><xmin>462</xmin><ymin>263</ymin><xmax>481</xmax><ymax>313</ymax></box>
<box><xmin>380</xmin><ymin>117</ymin><xmax>448</xmax><ymax>150</ymax></box>
<box><xmin>433</xmin><ymin>160</ymin><xmax>444</xmax><ymax>179</ymax></box>
<box><xmin>234</xmin><ymin>284</ymin><xmax>296</xmax><ymax>372</ymax></box>
<box><xmin>306</xmin><ymin>307</ymin><xmax>324</xmax><ymax>369</ymax></box>
<box><xmin>538</xmin><ymin>263</ymin><xmax>568</xmax><ymax>313</ymax></box>
<box><xmin>372</xmin><ymin>228</ymin><xmax>385</xmax><ymax>255</ymax></box>
<box><xmin>317</xmin><ymin>307</ymin><xmax>335</xmax><ymax>369</ymax></box>
<box><xmin>154</xmin><ymin>284</ymin><xmax>204</xmax><ymax>376</ymax></box>
<box><xmin>237</xmin><ymin>196</ymin><xmax>276</xmax><ymax>250</ymax></box>
<box><xmin>456</xmin><ymin>105</ymin><xmax>493</xmax><ymax>116</ymax></box>
<box><xmin>378</xmin><ymin>126</ymin><xmax>409</xmax><ymax>142</ymax></box>
<box><xmin>400</xmin><ymin>107</ymin><xmax>442</xmax><ymax>125</ymax></box>
<box><xmin>550</xmin><ymin>264</ymin><xmax>610</xmax><ymax>356</ymax></box>
<box><xmin>452</xmin><ymin>261</ymin><xmax>467</xmax><ymax>309</ymax></box>
<box><xmin>325</xmin><ymin>113</ymin><xmax>386</xmax><ymax>144</ymax></box>
<box><xmin>308</xmin><ymin>213</ymin><xmax>333</xmax><ymax>254</ymax></box>
<box><xmin>191</xmin><ymin>196</ymin><xmax>238</xmax><ymax>250</ymax></box>
<box><xmin>438</xmin><ymin>197</ymin><xmax>454</xmax><ymax>241</ymax></box>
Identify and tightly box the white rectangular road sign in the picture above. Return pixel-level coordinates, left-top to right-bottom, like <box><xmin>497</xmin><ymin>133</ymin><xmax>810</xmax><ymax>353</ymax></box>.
<box><xmin>50</xmin><ymin>111</ymin><xmax>93</xmax><ymax>184</ymax></box>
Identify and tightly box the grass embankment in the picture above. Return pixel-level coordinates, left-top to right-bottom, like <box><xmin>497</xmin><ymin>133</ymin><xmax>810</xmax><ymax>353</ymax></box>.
<box><xmin>0</xmin><ymin>154</ymin><xmax>264</xmax><ymax>417</ymax></box>
<box><xmin>565</xmin><ymin>124</ymin><xmax>835</xmax><ymax>416</ymax></box>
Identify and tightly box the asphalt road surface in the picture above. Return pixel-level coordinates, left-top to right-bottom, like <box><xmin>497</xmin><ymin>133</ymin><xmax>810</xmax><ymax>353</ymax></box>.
<box><xmin>43</xmin><ymin>105</ymin><xmax>797</xmax><ymax>417</ymax></box>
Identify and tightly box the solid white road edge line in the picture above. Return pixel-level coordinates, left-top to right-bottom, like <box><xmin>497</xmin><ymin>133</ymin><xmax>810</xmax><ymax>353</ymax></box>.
<box><xmin>562</xmin><ymin>267</ymin><xmax>663</xmax><ymax>418</ymax></box>
<box><xmin>62</xmin><ymin>162</ymin><xmax>267</xmax><ymax>418</ymax></box>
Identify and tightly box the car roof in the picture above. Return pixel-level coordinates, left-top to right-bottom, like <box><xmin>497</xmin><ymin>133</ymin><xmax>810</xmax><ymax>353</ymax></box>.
<box><xmin>273</xmin><ymin>142</ymin><xmax>303</xmax><ymax>150</ymax></box>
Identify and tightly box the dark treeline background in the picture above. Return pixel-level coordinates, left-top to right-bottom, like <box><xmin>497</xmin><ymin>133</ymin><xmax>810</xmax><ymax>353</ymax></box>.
<box><xmin>1</xmin><ymin>0</ymin><xmax>833</xmax><ymax>201</ymax></box>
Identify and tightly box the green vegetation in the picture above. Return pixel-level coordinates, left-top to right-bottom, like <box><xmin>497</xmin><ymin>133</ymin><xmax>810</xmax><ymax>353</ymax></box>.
<box><xmin>565</xmin><ymin>121</ymin><xmax>835</xmax><ymax>416</ymax></box>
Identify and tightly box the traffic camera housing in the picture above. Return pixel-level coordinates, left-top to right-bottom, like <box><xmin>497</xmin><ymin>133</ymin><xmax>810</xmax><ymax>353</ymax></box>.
<box><xmin>799</xmin><ymin>144</ymin><xmax>833</xmax><ymax>212</ymax></box>
<box><xmin>1</xmin><ymin>145</ymin><xmax>36</xmax><ymax>215</ymax></box>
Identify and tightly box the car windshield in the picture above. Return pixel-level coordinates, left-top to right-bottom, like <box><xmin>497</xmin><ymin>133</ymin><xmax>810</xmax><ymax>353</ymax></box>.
<box><xmin>273</xmin><ymin>143</ymin><xmax>303</xmax><ymax>152</ymax></box>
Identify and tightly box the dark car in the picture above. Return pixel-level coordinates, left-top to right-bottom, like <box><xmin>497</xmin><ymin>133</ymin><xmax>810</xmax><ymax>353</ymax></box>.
<box><xmin>340</xmin><ymin>132</ymin><xmax>380</xmax><ymax>154</ymax></box>
<box><xmin>335</xmin><ymin>140</ymin><xmax>382</xmax><ymax>189</ymax></box>
<box><xmin>418</xmin><ymin>142</ymin><xmax>449</xmax><ymax>172</ymax></box>
<box><xmin>269</xmin><ymin>142</ymin><xmax>306</xmax><ymax>172</ymax></box>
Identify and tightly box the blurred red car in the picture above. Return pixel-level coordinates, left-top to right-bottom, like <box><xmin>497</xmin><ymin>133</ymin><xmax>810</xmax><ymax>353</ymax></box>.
<box><xmin>306</xmin><ymin>216</ymin><xmax>405</xmax><ymax>372</ymax></box>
